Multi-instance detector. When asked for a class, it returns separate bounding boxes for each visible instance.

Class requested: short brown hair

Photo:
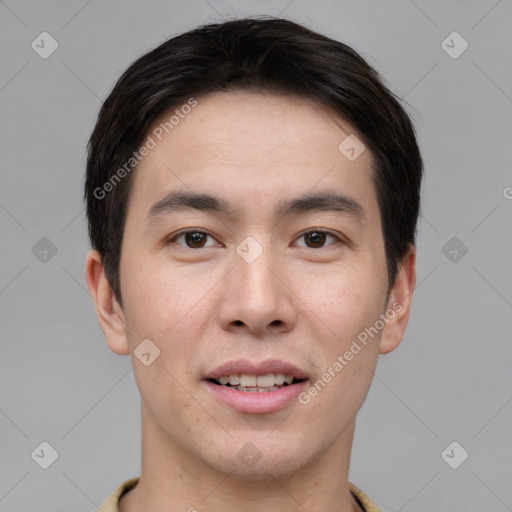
[85,16,423,305]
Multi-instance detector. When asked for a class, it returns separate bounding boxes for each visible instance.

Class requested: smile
[207,373,306,392]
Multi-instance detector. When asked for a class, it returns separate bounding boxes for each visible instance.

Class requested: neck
[119,405,363,512]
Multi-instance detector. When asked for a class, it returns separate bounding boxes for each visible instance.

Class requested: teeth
[240,374,257,387]
[236,385,281,392]
[256,374,274,387]
[216,373,299,388]
[228,374,240,385]
[275,373,286,385]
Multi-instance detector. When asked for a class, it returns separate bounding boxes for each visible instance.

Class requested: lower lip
[203,379,309,414]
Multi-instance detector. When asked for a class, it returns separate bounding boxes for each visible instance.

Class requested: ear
[85,249,130,355]
[379,244,416,355]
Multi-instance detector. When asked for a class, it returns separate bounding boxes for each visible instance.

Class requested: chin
[202,437,312,479]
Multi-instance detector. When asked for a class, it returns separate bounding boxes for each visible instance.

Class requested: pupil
[307,232,326,248]
[186,232,206,248]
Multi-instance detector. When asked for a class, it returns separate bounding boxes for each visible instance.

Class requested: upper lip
[204,359,309,380]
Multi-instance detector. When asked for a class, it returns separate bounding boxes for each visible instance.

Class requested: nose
[218,240,297,337]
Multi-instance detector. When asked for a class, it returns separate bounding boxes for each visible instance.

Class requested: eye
[167,230,219,249]
[294,229,341,249]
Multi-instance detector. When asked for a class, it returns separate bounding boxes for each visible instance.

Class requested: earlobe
[85,249,130,356]
[379,245,416,355]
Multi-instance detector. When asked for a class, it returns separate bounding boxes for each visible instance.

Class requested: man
[85,16,422,512]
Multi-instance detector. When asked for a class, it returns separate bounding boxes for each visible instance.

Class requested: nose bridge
[220,235,295,334]
[234,235,281,306]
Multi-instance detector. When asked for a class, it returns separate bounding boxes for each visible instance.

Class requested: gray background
[1,1,511,511]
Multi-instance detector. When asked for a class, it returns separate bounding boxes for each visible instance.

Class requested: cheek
[294,265,384,407]
[297,264,385,345]
[121,255,206,340]
[120,258,208,425]
[130,351,210,452]
[120,255,215,395]
[297,277,381,432]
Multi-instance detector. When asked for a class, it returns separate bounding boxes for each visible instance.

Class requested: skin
[86,90,416,512]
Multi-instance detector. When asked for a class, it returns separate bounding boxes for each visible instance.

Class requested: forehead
[127,90,378,223]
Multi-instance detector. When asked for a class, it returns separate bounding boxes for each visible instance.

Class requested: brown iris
[304,231,328,248]
[185,232,208,248]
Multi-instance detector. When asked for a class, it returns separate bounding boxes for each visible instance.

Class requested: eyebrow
[146,189,366,224]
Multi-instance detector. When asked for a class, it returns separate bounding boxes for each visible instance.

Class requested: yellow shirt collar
[96,477,382,512]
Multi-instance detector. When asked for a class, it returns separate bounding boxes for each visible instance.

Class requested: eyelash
[167,228,343,249]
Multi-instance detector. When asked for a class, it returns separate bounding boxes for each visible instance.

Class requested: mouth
[203,359,310,413]
[206,373,307,392]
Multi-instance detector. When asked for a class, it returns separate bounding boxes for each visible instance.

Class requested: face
[88,90,415,479]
